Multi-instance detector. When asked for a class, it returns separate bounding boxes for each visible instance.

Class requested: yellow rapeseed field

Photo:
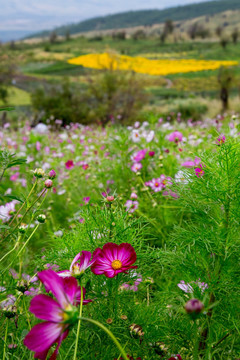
[68,52,238,76]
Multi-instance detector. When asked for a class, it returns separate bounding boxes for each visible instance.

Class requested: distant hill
[27,0,240,39]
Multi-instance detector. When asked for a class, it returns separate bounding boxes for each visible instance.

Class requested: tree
[231,28,238,44]
[218,66,233,112]
[220,36,228,49]
[49,31,57,44]
[163,19,174,35]
[216,26,223,38]
[65,29,71,41]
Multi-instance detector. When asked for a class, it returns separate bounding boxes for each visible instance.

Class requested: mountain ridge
[26,0,240,39]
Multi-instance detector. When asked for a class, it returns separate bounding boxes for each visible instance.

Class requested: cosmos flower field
[0,113,240,359]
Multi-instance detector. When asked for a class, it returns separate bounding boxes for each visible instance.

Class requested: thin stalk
[3,319,8,360]
[23,296,31,330]
[0,237,20,264]
[2,224,40,274]
[79,317,129,360]
[9,179,38,226]
[73,286,84,360]
[0,168,6,183]
[193,321,199,360]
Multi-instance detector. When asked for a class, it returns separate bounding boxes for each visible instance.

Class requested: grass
[0,86,31,107]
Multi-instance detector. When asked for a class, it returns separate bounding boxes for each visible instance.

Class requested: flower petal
[24,322,63,354]
[69,253,81,272]
[62,277,78,304]
[29,294,62,322]
[49,330,69,360]
[38,270,68,308]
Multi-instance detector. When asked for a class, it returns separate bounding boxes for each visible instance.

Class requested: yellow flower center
[72,265,81,275]
[155,182,159,187]
[62,304,73,321]
[111,259,122,270]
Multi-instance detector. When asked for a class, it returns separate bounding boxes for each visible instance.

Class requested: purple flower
[195,165,205,177]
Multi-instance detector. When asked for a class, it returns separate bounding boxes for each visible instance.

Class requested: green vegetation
[28,0,240,38]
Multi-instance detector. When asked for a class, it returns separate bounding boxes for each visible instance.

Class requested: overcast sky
[0,0,211,32]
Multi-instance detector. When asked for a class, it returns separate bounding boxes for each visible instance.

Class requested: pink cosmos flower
[181,157,201,168]
[216,134,226,145]
[36,141,41,152]
[130,192,138,199]
[58,251,99,278]
[24,270,91,359]
[131,163,142,173]
[131,149,147,162]
[168,131,183,143]
[125,200,139,213]
[10,172,19,182]
[178,280,208,294]
[91,242,137,278]
[145,175,172,192]
[65,160,74,169]
[0,201,17,223]
[195,164,205,177]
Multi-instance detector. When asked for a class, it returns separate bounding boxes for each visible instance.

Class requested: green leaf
[6,158,27,169]
[0,106,14,112]
[4,194,24,203]
[0,225,10,230]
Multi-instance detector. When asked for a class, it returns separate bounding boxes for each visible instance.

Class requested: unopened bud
[48,169,56,179]
[168,356,182,360]
[106,195,114,202]
[37,214,46,223]
[3,305,17,318]
[16,280,28,293]
[129,324,144,338]
[185,298,204,318]
[18,223,27,234]
[44,179,53,188]
[34,168,45,178]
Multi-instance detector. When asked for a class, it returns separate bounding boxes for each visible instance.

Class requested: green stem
[193,321,199,360]
[23,297,31,330]
[73,286,84,360]
[79,317,129,360]
[2,224,40,274]
[3,319,8,360]
[8,179,38,226]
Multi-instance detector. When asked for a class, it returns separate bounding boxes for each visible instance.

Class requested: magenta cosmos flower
[91,243,137,278]
[65,160,74,169]
[216,134,226,145]
[58,251,99,278]
[168,131,183,143]
[195,164,205,177]
[24,269,91,359]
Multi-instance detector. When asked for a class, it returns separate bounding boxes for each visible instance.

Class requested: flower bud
[149,341,168,356]
[149,151,155,157]
[44,179,53,188]
[185,298,204,318]
[129,324,144,339]
[106,195,114,202]
[3,305,17,318]
[34,168,45,178]
[48,169,56,179]
[16,280,28,293]
[18,223,27,234]
[37,214,46,223]
[168,356,182,360]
